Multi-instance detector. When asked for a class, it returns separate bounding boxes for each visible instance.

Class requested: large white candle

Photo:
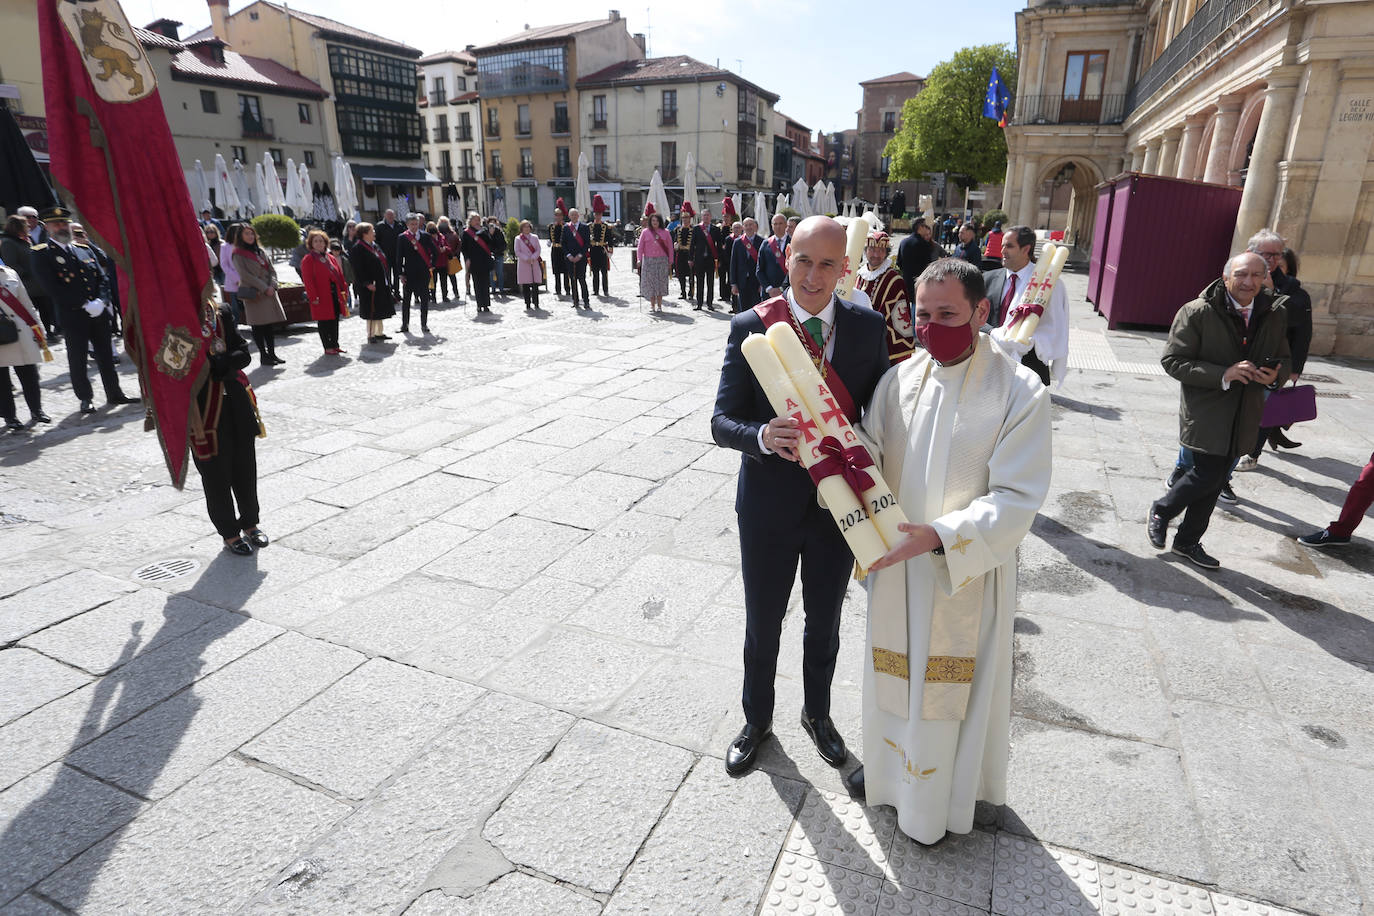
[741,333,888,571]
[1013,244,1070,345]
[764,321,909,549]
[836,217,869,299]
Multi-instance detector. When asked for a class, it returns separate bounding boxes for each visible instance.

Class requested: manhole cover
[132,558,201,583]
[1315,391,1355,399]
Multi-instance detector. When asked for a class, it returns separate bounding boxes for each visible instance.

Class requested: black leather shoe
[224,537,254,556]
[32,411,52,424]
[245,528,269,549]
[800,713,848,767]
[79,399,96,414]
[1147,511,1167,549]
[1172,542,1220,570]
[1269,430,1302,450]
[845,765,865,799]
[5,417,23,432]
[724,724,772,777]
[108,393,140,406]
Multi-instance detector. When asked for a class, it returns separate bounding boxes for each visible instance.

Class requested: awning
[351,164,442,186]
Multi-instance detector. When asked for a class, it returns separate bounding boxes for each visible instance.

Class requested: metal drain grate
[1302,374,1339,384]
[132,558,201,583]
[1314,391,1355,399]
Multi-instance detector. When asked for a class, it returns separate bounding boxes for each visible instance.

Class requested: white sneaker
[1236,456,1260,472]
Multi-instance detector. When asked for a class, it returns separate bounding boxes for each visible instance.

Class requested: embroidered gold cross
[950,534,974,555]
[958,575,976,589]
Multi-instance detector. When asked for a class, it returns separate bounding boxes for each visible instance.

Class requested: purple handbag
[1260,384,1317,427]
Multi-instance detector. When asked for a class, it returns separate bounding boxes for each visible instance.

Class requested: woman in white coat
[0,262,50,430]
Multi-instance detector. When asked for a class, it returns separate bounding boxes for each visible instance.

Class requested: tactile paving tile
[1097,863,1214,915]
[992,834,1101,916]
[761,852,884,915]
[1067,329,1166,376]
[887,828,995,909]
[785,788,898,878]
[1209,893,1304,916]
[879,881,990,916]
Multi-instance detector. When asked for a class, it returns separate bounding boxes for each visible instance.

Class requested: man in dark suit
[373,209,403,296]
[396,214,435,332]
[30,207,138,414]
[711,215,890,777]
[757,213,789,300]
[729,218,765,314]
[690,209,721,311]
[460,212,495,314]
[561,207,591,308]
[896,218,935,304]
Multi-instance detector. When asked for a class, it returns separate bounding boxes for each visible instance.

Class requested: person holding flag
[984,67,1012,128]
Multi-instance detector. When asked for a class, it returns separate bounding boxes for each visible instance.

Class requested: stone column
[1175,115,1206,179]
[1231,67,1302,248]
[1203,94,1245,184]
[1142,136,1162,174]
[1158,126,1183,177]
[1018,157,1041,228]
[1129,145,1146,172]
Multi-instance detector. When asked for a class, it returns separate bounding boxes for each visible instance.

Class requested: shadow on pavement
[1050,394,1122,421]
[0,553,261,910]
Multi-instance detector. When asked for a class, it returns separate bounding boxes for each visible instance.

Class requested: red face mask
[915,318,975,364]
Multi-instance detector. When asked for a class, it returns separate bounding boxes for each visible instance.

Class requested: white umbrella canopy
[261,152,285,213]
[213,154,243,219]
[752,190,768,225]
[792,178,811,218]
[283,158,305,215]
[775,194,789,224]
[298,161,317,218]
[232,159,254,216]
[826,182,839,215]
[332,156,358,221]
[647,169,670,221]
[575,151,591,214]
[254,162,270,215]
[190,159,211,214]
[492,195,507,223]
[731,193,743,225]
[683,151,698,217]
[811,180,827,216]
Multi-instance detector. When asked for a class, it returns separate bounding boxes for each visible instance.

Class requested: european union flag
[984,67,1011,128]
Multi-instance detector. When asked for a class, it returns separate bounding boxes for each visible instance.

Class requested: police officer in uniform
[588,195,615,298]
[548,200,567,297]
[674,201,696,300]
[29,207,138,414]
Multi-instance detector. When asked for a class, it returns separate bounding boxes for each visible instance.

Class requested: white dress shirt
[758,290,839,454]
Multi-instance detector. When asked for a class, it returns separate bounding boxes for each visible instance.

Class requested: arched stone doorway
[1033,156,1104,249]
[1229,89,1266,186]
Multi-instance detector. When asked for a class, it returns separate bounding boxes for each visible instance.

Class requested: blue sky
[131,0,1022,133]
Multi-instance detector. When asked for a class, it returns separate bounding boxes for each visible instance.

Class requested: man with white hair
[1148,251,1290,569]
[17,206,46,245]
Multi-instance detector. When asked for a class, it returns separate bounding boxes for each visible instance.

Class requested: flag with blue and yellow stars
[983,67,1012,128]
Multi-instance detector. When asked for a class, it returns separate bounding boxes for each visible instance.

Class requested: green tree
[885,44,1017,191]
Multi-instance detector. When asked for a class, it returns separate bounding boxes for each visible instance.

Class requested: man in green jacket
[1148,252,1290,569]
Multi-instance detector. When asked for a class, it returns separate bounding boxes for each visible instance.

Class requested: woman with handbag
[636,209,672,313]
[300,229,349,356]
[514,220,542,310]
[0,261,50,431]
[1238,246,1315,470]
[351,223,395,344]
[231,224,288,366]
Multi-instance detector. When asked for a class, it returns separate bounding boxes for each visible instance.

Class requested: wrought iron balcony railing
[1010,94,1126,126]
[1124,0,1265,116]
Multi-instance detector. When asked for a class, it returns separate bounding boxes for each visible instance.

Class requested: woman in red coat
[300,229,350,355]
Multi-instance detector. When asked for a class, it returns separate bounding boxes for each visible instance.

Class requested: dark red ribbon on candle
[807,435,876,501]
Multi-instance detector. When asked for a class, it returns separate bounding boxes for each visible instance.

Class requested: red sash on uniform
[403,230,433,270]
[465,228,492,257]
[752,295,859,423]
[740,236,758,263]
[0,285,40,329]
[705,231,717,261]
[769,236,785,265]
[649,229,672,259]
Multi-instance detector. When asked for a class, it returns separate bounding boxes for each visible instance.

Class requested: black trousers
[521,282,540,307]
[250,324,278,362]
[551,253,565,293]
[675,252,693,297]
[437,267,456,300]
[192,401,260,540]
[567,257,589,304]
[35,295,58,335]
[718,262,730,301]
[590,249,609,295]
[1022,350,1051,386]
[61,306,122,402]
[0,364,42,419]
[1153,450,1231,547]
[738,502,852,727]
[470,264,491,311]
[402,273,431,327]
[694,262,716,306]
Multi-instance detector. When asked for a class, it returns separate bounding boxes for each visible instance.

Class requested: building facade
[472,13,645,223]
[193,0,431,220]
[0,0,47,175]
[576,55,777,220]
[418,50,484,219]
[856,71,929,210]
[1004,0,1374,356]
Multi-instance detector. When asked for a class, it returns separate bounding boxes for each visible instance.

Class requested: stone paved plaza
[1,249,1371,916]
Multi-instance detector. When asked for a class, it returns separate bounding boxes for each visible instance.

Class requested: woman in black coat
[1244,247,1314,463]
[193,302,268,556]
[351,222,395,344]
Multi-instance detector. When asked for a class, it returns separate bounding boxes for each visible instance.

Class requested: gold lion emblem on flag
[58,0,156,103]
[154,325,199,380]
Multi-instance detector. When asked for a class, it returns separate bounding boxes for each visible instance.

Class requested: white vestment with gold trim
[858,335,1052,844]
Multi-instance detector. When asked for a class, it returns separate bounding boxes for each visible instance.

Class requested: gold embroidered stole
[868,337,1014,720]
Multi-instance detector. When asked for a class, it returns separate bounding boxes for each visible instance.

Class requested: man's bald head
[786,216,849,314]
[1224,251,1268,308]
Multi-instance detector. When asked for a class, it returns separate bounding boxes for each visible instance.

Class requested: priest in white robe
[852,257,1052,844]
